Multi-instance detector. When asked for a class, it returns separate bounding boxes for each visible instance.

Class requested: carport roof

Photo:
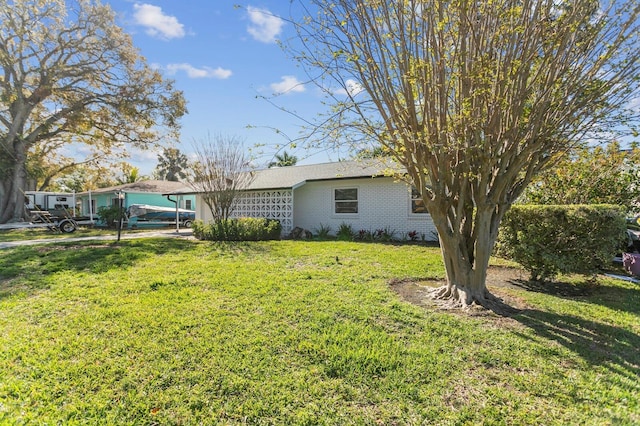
[77,180,188,196]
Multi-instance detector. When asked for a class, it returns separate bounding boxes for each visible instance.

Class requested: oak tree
[153,147,190,181]
[287,0,640,307]
[0,0,186,222]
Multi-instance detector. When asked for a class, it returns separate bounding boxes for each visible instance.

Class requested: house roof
[77,180,188,196]
[166,159,402,194]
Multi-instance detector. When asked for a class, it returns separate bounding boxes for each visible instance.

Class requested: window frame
[410,187,429,215]
[333,187,359,215]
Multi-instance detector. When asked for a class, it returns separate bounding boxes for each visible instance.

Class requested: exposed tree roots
[429,284,518,316]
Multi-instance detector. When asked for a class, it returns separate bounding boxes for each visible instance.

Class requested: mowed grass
[0,239,638,425]
[0,227,150,243]
[0,227,114,243]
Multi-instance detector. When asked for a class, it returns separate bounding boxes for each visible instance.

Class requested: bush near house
[192,218,281,241]
[495,204,627,281]
[96,205,126,228]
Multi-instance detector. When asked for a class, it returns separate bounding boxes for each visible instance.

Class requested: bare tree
[0,0,186,223]
[285,0,640,308]
[188,134,254,222]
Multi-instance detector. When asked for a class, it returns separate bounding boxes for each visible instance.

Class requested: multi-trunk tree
[0,0,186,223]
[286,0,640,307]
[188,134,254,222]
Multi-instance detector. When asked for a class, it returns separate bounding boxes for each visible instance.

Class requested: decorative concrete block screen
[232,190,294,235]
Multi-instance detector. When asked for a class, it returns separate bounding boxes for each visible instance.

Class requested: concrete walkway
[0,229,194,250]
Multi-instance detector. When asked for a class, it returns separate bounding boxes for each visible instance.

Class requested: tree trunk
[429,207,503,308]
[0,146,29,224]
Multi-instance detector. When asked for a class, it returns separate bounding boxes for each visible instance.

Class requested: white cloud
[246,6,284,43]
[133,3,185,40]
[166,63,232,79]
[334,79,365,97]
[270,76,305,95]
[627,95,640,112]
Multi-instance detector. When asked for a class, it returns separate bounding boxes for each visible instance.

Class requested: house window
[411,188,428,214]
[185,199,192,210]
[334,188,358,214]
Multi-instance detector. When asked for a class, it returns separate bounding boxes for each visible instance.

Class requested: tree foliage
[54,163,118,192]
[286,0,640,307]
[153,147,190,181]
[0,0,186,223]
[116,163,146,185]
[268,151,298,168]
[520,141,640,212]
[187,134,254,222]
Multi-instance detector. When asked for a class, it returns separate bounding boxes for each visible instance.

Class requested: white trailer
[24,191,76,215]
[0,191,94,233]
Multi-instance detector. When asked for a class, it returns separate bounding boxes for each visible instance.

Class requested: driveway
[0,229,194,250]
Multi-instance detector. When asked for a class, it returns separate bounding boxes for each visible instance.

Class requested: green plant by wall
[97,205,126,228]
[495,205,627,282]
[192,218,281,241]
[336,223,354,241]
[313,223,332,239]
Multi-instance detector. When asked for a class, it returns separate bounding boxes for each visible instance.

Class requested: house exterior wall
[195,190,294,234]
[193,177,437,241]
[293,177,438,241]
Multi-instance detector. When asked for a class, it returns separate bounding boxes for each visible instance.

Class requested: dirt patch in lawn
[389,265,616,320]
[389,266,535,319]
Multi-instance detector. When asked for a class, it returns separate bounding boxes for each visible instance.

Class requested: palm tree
[117,164,145,184]
[154,147,189,181]
[268,151,298,168]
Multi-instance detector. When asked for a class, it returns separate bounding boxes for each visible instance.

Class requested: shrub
[495,204,627,281]
[192,218,281,241]
[97,205,125,228]
[336,223,354,241]
[313,223,332,239]
[354,228,397,242]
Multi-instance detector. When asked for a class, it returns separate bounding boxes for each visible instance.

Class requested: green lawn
[0,239,638,424]
[0,227,120,242]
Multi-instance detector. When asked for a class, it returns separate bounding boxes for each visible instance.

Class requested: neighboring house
[171,160,438,241]
[76,180,196,218]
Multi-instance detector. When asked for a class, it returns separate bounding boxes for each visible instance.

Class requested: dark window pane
[335,201,358,214]
[335,188,358,201]
[411,187,428,213]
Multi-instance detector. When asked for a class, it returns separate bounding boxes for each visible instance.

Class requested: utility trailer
[0,210,93,233]
[0,191,94,233]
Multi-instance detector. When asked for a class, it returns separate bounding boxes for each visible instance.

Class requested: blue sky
[103,1,336,174]
[98,1,639,175]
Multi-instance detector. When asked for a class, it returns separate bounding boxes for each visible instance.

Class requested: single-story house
[170,160,438,241]
[76,180,196,218]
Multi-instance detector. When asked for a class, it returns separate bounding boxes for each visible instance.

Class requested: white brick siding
[293,177,437,241]
[194,176,438,241]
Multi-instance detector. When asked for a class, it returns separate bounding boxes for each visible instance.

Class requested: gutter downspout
[165,194,180,233]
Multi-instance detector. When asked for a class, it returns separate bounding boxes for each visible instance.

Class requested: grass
[0,227,117,242]
[0,239,638,424]
[0,226,164,243]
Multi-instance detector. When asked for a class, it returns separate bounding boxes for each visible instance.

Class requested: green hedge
[495,205,627,281]
[192,218,281,241]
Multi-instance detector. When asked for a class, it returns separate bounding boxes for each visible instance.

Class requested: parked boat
[126,204,195,229]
